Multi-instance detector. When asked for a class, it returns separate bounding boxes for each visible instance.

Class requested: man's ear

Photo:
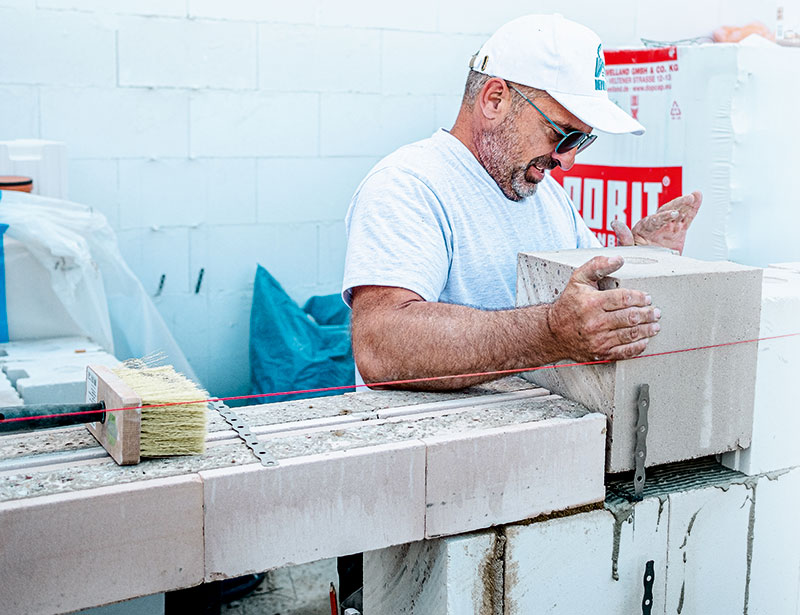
[477,77,512,121]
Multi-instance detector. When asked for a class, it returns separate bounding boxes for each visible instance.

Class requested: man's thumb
[573,255,624,285]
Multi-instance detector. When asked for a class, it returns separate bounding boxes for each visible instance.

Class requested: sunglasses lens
[576,134,596,154]
[556,132,586,154]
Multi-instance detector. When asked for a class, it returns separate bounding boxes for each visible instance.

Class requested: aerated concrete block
[504,500,667,615]
[363,531,501,615]
[5,351,120,405]
[516,246,762,472]
[722,266,800,474]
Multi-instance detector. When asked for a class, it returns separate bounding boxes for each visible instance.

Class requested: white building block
[747,467,800,615]
[318,222,347,291]
[320,94,436,157]
[41,87,189,159]
[381,31,486,96]
[6,350,121,405]
[722,267,800,475]
[0,87,39,141]
[37,0,185,17]
[0,9,115,87]
[118,18,257,89]
[188,0,315,23]
[69,159,120,226]
[316,0,436,31]
[665,483,751,614]
[258,24,380,94]
[202,441,426,578]
[364,531,501,615]
[257,157,376,225]
[117,227,191,293]
[190,91,317,158]
[504,499,667,614]
[0,336,102,361]
[424,414,606,538]
[0,140,67,198]
[517,246,762,472]
[118,158,257,229]
[0,475,204,615]
[0,369,22,406]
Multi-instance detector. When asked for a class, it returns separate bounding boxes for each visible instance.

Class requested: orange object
[713,22,775,43]
[0,176,33,193]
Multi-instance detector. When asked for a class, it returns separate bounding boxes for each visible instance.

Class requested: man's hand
[547,255,661,361]
[611,190,702,254]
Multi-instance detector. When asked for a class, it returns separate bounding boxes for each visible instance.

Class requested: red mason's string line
[1,332,798,425]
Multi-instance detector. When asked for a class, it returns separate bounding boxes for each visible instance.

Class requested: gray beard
[474,117,557,201]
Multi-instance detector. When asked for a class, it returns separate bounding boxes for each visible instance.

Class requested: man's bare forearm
[351,286,562,390]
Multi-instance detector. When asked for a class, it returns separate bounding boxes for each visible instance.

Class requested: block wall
[0,0,782,396]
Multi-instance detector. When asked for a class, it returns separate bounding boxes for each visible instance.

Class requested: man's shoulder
[364,130,466,187]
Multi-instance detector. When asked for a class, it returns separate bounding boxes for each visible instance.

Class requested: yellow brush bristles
[114,364,208,457]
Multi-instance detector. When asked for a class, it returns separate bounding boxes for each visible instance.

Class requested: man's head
[453,14,643,201]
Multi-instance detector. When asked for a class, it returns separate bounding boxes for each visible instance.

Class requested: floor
[224,559,338,615]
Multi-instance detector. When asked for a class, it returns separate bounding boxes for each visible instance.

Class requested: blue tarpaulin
[249,265,354,403]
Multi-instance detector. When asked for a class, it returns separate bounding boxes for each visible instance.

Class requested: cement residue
[477,529,505,615]
[0,439,254,502]
[259,397,587,461]
[0,425,97,459]
[0,395,586,503]
[235,376,539,426]
[605,498,635,581]
[742,483,757,615]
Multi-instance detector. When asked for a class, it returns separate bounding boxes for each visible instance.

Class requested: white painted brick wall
[0,0,779,399]
[118,18,258,89]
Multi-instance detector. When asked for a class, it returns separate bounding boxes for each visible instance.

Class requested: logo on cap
[595,44,606,91]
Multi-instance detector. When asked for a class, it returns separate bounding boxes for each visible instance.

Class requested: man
[342,14,701,391]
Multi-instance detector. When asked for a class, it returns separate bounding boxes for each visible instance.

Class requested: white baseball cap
[470,14,645,135]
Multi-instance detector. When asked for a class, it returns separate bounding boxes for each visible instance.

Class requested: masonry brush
[0,363,208,465]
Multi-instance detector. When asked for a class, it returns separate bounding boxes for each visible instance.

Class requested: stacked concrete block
[365,462,799,614]
[516,246,762,472]
[722,265,800,475]
[0,337,119,405]
[363,531,502,615]
[0,370,22,407]
[504,500,668,614]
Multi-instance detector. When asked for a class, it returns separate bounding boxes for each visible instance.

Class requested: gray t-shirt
[343,129,599,310]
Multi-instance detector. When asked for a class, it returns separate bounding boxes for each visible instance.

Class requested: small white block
[504,499,667,614]
[364,530,500,614]
[0,476,204,615]
[424,414,606,538]
[722,267,800,474]
[665,483,751,614]
[747,467,800,614]
[202,440,425,579]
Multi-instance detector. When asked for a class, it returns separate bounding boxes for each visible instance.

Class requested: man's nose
[552,147,577,171]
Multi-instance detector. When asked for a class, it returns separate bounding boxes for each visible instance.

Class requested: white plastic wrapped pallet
[551,39,800,267]
[0,190,197,383]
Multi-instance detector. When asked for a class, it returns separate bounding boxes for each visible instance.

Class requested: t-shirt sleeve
[342,167,451,307]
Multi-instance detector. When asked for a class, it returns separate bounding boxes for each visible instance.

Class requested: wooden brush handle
[0,402,105,433]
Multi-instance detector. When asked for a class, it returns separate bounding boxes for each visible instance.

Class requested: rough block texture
[201,441,426,578]
[664,483,751,613]
[424,414,606,538]
[517,246,762,472]
[504,500,668,614]
[363,531,501,615]
[747,467,800,615]
[722,266,800,474]
[0,476,204,615]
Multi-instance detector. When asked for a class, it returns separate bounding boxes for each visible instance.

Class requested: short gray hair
[461,70,546,116]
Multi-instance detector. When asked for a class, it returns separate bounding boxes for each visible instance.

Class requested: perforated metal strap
[642,560,655,615]
[634,384,649,500]
[214,403,277,467]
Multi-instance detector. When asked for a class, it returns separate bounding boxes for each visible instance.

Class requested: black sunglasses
[509,85,597,154]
